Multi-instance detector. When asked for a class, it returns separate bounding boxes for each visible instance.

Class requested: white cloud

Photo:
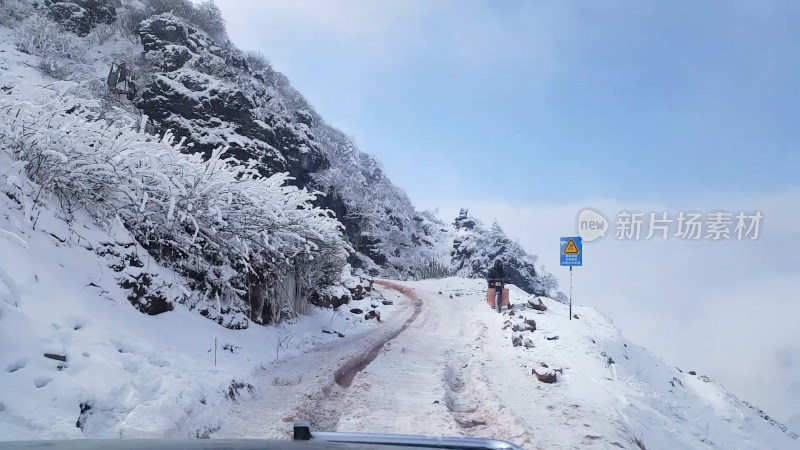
[436,190,800,423]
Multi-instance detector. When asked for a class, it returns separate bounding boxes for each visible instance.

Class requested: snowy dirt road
[214,281,421,439]
[216,280,574,448]
[214,278,798,450]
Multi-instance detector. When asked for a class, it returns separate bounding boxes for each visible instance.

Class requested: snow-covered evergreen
[451,209,560,298]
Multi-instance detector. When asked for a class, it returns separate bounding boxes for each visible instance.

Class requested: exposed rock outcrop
[45,0,116,36]
[137,14,326,186]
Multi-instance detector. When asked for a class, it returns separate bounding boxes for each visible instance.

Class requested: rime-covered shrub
[37,55,73,80]
[115,2,148,43]
[86,21,117,44]
[191,0,226,41]
[147,0,195,18]
[553,291,569,305]
[0,83,350,325]
[0,0,37,27]
[244,50,270,72]
[412,259,454,280]
[13,14,87,61]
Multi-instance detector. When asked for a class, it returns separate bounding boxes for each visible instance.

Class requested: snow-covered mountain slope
[0,1,561,291]
[0,0,564,328]
[0,172,393,439]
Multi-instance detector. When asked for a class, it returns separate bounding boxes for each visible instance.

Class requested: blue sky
[215,0,800,424]
[217,0,800,208]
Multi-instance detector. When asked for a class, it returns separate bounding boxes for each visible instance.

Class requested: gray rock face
[45,0,116,36]
[127,12,453,282]
[137,15,327,186]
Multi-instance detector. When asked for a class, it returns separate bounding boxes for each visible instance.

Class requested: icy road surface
[215,278,797,450]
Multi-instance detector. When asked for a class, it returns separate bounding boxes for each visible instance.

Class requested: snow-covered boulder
[309,271,373,309]
[118,273,174,315]
[45,0,116,36]
[531,368,557,383]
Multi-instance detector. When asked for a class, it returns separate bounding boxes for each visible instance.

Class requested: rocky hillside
[0,0,561,330]
[128,6,451,281]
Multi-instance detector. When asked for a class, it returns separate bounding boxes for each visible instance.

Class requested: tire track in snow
[294,281,423,431]
[333,281,422,388]
[443,319,536,447]
[217,283,418,438]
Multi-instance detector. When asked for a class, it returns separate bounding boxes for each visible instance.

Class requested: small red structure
[486,286,510,308]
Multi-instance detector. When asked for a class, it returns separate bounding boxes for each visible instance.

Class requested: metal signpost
[560,237,582,320]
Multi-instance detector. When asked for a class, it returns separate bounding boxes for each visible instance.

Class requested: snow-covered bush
[115,2,148,44]
[0,0,37,27]
[12,13,88,80]
[147,0,195,18]
[86,21,117,45]
[13,14,87,61]
[244,50,270,72]
[535,270,560,298]
[412,259,454,280]
[0,83,350,326]
[36,55,73,80]
[191,0,226,41]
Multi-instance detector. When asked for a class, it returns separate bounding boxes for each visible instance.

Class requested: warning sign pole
[560,236,581,322]
[569,266,572,320]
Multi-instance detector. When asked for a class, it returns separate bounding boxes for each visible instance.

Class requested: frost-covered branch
[0,83,350,324]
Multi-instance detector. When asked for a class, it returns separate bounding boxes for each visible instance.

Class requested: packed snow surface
[214,279,798,449]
